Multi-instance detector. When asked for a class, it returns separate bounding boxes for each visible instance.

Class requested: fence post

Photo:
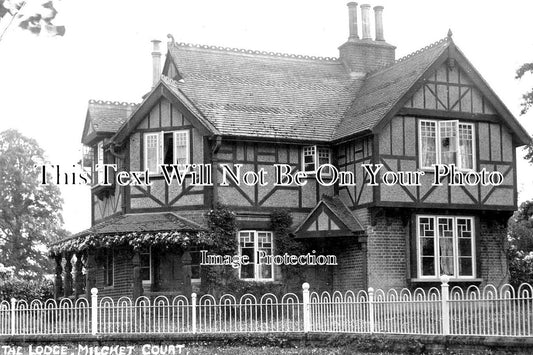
[10,298,15,335]
[440,275,450,336]
[91,288,98,335]
[302,283,310,332]
[368,287,375,333]
[191,293,197,334]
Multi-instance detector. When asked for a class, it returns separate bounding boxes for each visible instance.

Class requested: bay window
[144,130,190,173]
[302,146,331,175]
[238,230,274,281]
[419,120,475,170]
[416,215,475,279]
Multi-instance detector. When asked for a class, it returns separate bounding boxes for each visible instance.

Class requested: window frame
[416,215,476,280]
[301,145,332,176]
[418,119,476,171]
[143,129,190,174]
[104,249,114,287]
[94,140,105,185]
[238,230,275,282]
[140,248,152,286]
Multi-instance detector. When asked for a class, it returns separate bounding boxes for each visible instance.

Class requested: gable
[111,78,219,145]
[305,208,342,232]
[374,42,529,146]
[405,62,495,115]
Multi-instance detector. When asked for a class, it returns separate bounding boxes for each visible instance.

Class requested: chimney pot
[347,2,359,40]
[360,4,372,40]
[151,39,162,88]
[374,6,385,41]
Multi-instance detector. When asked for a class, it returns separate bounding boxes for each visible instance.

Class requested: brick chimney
[339,3,395,75]
[151,40,162,88]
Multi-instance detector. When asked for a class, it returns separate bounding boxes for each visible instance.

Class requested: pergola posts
[63,253,73,298]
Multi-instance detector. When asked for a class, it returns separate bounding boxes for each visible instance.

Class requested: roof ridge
[367,36,450,76]
[170,41,340,62]
[89,99,139,106]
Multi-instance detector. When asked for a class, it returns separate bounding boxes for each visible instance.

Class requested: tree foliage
[516,62,533,163]
[0,129,64,278]
[507,200,533,288]
[0,0,65,39]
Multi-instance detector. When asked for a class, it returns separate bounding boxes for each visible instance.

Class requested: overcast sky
[0,0,532,234]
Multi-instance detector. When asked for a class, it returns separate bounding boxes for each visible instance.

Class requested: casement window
[143,130,190,173]
[302,146,332,175]
[189,247,201,282]
[419,120,475,170]
[416,215,475,279]
[140,248,152,285]
[94,141,105,185]
[104,249,114,287]
[238,230,274,281]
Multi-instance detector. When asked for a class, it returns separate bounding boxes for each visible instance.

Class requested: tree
[507,200,533,288]
[0,0,65,41]
[0,129,65,278]
[516,63,533,163]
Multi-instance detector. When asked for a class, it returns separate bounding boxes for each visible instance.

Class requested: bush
[507,201,533,288]
[0,269,54,301]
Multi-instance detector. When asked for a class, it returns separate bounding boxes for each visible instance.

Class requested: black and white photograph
[0,1,532,354]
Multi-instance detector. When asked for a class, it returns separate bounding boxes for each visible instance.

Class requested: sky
[0,0,532,234]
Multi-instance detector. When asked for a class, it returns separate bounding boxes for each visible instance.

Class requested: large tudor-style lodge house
[50,3,530,300]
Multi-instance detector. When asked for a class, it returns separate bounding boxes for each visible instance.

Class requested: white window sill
[411,278,482,283]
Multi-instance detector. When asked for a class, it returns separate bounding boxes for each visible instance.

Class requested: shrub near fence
[0,276,531,337]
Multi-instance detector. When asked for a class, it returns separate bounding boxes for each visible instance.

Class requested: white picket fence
[0,276,532,337]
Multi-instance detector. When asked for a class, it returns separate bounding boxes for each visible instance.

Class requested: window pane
[458,239,472,256]
[438,217,454,275]
[163,133,174,165]
[189,249,201,279]
[145,134,159,172]
[422,257,435,276]
[420,121,437,167]
[239,232,255,279]
[140,268,150,281]
[303,146,316,172]
[257,232,273,280]
[459,258,473,276]
[458,124,473,169]
[439,121,457,165]
[418,217,436,276]
[421,238,434,256]
[440,257,454,275]
[317,148,331,174]
[457,218,474,276]
[175,131,188,165]
[104,250,113,286]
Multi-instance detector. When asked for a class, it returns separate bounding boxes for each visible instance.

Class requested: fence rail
[0,277,532,337]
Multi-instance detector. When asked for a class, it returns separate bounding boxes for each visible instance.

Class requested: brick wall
[96,247,133,299]
[478,218,508,286]
[332,241,365,291]
[365,212,408,290]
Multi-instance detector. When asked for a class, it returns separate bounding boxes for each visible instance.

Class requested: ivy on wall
[48,230,209,257]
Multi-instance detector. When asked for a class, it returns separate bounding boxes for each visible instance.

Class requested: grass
[181,347,399,355]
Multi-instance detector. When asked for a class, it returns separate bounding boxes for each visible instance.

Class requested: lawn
[181,347,402,355]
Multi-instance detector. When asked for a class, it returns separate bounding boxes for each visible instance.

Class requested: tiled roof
[333,38,450,140]
[87,100,138,133]
[69,212,204,239]
[167,43,362,141]
[320,195,364,233]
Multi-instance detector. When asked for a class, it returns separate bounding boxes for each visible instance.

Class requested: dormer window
[144,130,190,173]
[302,146,331,176]
[419,120,475,170]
